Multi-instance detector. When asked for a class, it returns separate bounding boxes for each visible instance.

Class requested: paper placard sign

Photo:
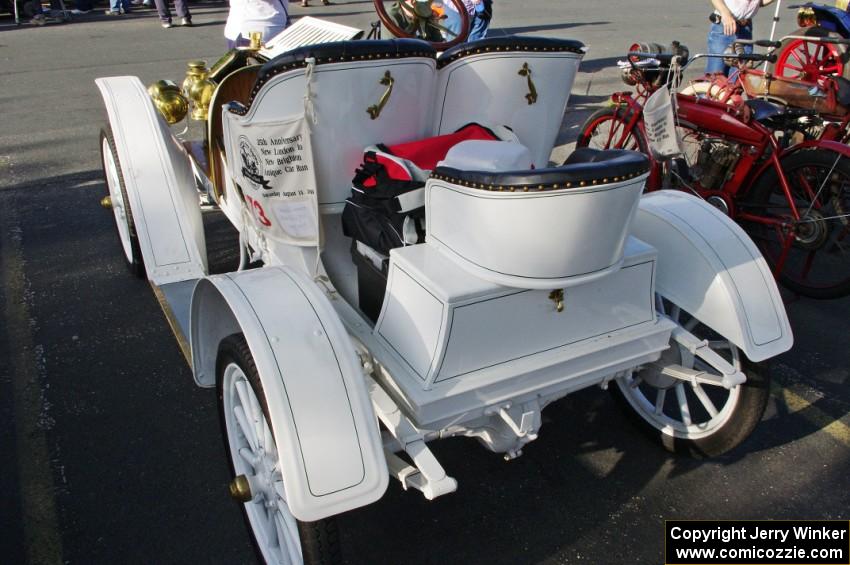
[643,87,683,160]
[224,112,319,246]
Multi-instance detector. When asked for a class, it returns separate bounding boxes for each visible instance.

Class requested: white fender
[96,76,207,284]
[631,190,793,362]
[190,266,388,521]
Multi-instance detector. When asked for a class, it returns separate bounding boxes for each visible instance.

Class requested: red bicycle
[578,45,850,299]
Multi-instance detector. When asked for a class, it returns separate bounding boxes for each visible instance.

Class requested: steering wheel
[373,0,470,51]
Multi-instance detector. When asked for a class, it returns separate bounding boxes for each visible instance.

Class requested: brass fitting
[147,80,189,125]
[228,475,253,503]
[797,7,817,28]
[248,31,263,51]
[100,196,112,209]
[182,60,216,121]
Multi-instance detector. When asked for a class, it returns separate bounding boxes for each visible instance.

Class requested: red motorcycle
[578,45,850,299]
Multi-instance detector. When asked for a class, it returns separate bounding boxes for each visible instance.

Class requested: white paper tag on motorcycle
[224,112,319,246]
[643,87,682,159]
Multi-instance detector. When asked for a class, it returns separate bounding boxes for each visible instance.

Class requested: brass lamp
[147,80,189,125]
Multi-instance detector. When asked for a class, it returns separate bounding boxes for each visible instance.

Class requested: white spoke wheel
[216,334,341,565]
[100,127,144,278]
[613,299,770,458]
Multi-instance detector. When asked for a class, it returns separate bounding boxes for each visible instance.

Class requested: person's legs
[153,0,172,22]
[706,21,734,74]
[727,22,753,79]
[173,0,190,20]
[467,0,491,40]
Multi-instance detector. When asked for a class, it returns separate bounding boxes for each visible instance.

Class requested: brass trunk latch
[367,70,395,120]
[518,62,538,105]
[549,289,565,313]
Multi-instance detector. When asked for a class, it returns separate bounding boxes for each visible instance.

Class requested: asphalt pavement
[0,1,848,564]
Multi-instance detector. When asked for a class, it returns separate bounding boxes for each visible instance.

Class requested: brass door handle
[367,71,395,120]
[518,62,538,105]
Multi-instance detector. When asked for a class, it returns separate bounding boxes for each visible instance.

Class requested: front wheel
[613,298,769,458]
[100,127,145,278]
[576,106,648,153]
[746,149,850,299]
[217,334,342,565]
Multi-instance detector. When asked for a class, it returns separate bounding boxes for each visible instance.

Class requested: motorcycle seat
[745,98,817,125]
[745,98,786,122]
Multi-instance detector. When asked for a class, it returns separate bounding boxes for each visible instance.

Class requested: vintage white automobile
[96,20,793,565]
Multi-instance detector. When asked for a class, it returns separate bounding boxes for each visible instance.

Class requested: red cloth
[383,123,499,171]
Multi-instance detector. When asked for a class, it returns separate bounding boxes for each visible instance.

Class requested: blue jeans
[706,21,752,75]
[109,0,130,11]
[443,0,492,42]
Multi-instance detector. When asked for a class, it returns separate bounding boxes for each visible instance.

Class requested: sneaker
[70,8,90,13]
[130,0,142,4]
[30,13,46,24]
[179,17,191,26]
[142,1,153,6]
[301,0,308,6]
[104,9,122,15]
[161,20,172,27]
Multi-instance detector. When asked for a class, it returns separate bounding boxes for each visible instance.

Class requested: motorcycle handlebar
[780,35,850,45]
[736,53,777,63]
[733,39,783,48]
[627,51,775,67]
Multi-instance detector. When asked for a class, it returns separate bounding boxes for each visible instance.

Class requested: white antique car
[96,25,793,565]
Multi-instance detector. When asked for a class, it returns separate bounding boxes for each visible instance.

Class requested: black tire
[100,126,145,278]
[611,300,770,458]
[216,334,342,565]
[774,26,850,81]
[576,106,648,154]
[747,149,850,299]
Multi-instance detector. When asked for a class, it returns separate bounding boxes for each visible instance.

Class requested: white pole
[769,0,783,42]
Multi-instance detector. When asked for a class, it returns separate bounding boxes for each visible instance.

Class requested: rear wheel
[747,149,850,299]
[100,127,145,278]
[576,106,648,153]
[217,334,341,565]
[613,298,769,458]
[774,26,850,81]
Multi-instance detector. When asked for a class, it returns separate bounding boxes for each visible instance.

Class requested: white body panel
[96,76,207,284]
[374,239,661,393]
[631,190,793,361]
[189,267,387,521]
[240,58,436,207]
[434,51,584,167]
[425,174,646,288]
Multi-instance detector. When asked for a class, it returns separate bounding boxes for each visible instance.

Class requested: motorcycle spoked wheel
[746,149,850,299]
[575,106,648,153]
[612,297,770,458]
[774,26,850,82]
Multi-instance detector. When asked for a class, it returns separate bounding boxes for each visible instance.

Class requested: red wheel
[747,149,850,299]
[576,107,648,153]
[774,27,849,81]
[373,0,469,51]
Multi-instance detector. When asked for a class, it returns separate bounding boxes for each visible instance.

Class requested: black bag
[342,150,425,255]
